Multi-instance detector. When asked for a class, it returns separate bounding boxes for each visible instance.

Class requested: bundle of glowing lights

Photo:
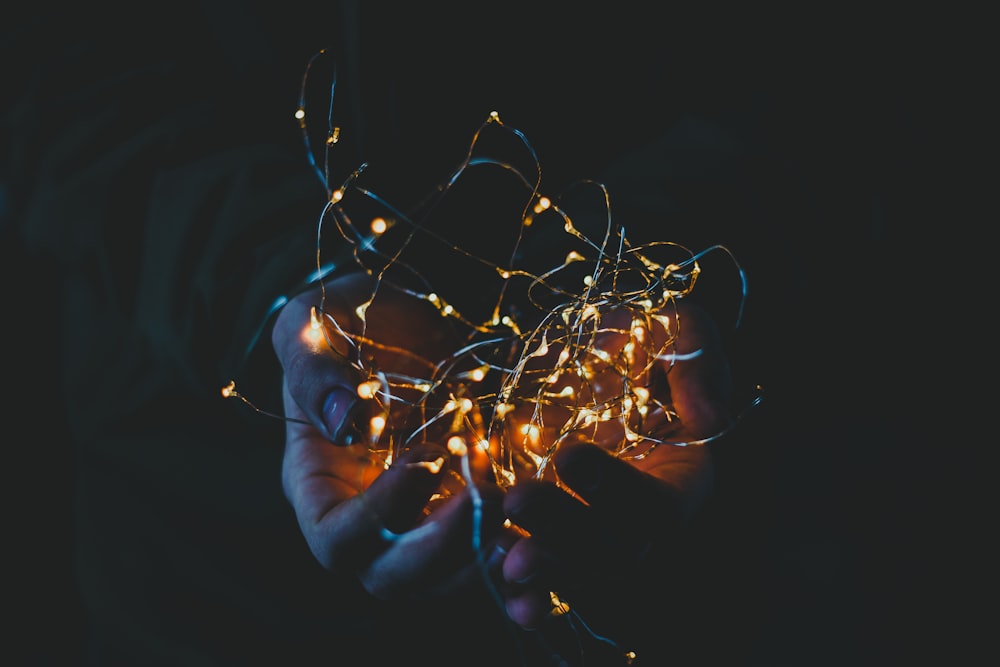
[224,50,754,493]
[218,49,763,665]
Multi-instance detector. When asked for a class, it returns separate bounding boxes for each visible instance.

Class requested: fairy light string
[224,49,762,666]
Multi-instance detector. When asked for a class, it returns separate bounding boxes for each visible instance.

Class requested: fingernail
[322,387,358,442]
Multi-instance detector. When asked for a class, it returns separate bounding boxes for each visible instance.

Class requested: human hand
[271,271,513,600]
[497,299,734,629]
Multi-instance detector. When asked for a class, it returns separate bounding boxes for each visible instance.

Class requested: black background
[5,2,983,665]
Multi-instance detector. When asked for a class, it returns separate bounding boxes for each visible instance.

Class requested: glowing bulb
[331,189,344,203]
[370,217,388,234]
[326,127,340,145]
[302,307,325,347]
[631,319,646,342]
[221,381,235,398]
[578,409,597,428]
[501,315,521,335]
[357,379,381,400]
[591,348,611,363]
[355,300,370,321]
[633,386,650,406]
[294,108,305,120]
[408,456,445,474]
[447,436,468,457]
[519,424,540,445]
[549,591,571,616]
[459,365,488,382]
[533,196,551,214]
[528,338,549,358]
[369,414,386,439]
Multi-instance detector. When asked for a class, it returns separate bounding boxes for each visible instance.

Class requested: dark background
[4,2,982,665]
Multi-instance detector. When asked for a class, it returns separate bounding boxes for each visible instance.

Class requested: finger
[426,529,516,597]
[554,437,713,532]
[284,431,449,573]
[502,479,591,557]
[273,286,367,443]
[553,441,680,526]
[504,586,556,630]
[360,481,507,599]
[658,300,734,439]
[501,532,559,590]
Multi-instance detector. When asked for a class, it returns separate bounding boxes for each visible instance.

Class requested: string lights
[223,49,761,665]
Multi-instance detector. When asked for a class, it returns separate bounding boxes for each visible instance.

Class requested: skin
[273,272,516,600]
[272,270,733,627]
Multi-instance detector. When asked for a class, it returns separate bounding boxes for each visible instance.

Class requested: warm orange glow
[357,379,381,400]
[549,591,571,616]
[300,307,326,349]
[458,364,489,382]
[633,386,650,406]
[447,436,468,457]
[355,300,370,320]
[407,456,445,474]
[631,318,646,342]
[369,414,386,440]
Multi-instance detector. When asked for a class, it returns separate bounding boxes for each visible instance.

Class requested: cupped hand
[498,298,734,628]
[272,271,514,600]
